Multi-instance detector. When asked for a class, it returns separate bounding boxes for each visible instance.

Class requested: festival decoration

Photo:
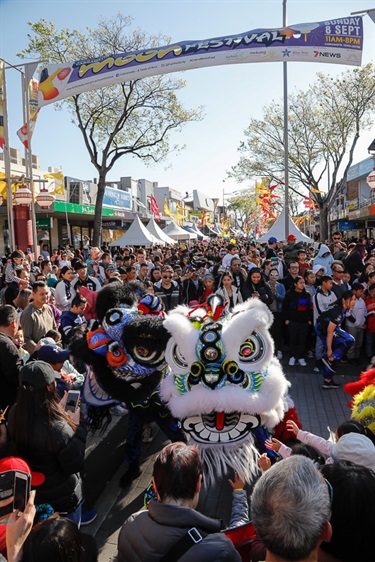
[150,194,161,222]
[160,297,289,482]
[37,17,363,107]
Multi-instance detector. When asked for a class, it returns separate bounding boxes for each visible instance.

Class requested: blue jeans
[315,325,354,380]
[65,504,82,528]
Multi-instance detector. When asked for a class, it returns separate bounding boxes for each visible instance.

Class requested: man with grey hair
[251,456,332,562]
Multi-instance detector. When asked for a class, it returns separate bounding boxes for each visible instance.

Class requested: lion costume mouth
[182,412,260,444]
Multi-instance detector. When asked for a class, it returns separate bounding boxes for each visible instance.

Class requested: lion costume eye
[132,346,158,363]
[171,343,188,370]
[238,332,265,364]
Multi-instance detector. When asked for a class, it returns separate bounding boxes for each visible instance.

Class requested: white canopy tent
[163,221,197,241]
[185,223,210,241]
[109,215,164,247]
[257,207,313,244]
[146,218,177,245]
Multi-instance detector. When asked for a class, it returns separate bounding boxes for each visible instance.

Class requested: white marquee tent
[163,221,197,241]
[109,215,164,247]
[146,218,177,245]
[257,207,313,244]
[184,223,210,241]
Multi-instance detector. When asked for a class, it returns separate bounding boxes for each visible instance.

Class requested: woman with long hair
[55,266,75,311]
[150,267,162,284]
[215,272,243,311]
[242,268,273,307]
[282,276,313,367]
[8,361,86,526]
[344,243,366,283]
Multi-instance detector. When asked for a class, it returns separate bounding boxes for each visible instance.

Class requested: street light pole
[0,61,16,251]
[21,70,38,256]
[283,0,289,240]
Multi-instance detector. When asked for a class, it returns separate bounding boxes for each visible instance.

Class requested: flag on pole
[199,210,207,228]
[164,198,177,221]
[16,78,40,148]
[150,194,161,222]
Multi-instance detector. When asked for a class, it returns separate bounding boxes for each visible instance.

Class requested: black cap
[20,361,60,390]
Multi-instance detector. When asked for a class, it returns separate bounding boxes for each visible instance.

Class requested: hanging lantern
[36,187,55,209]
[13,184,33,206]
[367,168,375,190]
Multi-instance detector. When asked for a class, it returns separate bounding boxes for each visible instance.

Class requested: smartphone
[13,471,30,512]
[0,470,30,517]
[26,248,31,254]
[0,471,15,518]
[65,390,80,413]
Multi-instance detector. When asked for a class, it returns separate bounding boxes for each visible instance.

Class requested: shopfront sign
[102,220,123,230]
[103,186,132,210]
[53,201,116,217]
[338,220,355,231]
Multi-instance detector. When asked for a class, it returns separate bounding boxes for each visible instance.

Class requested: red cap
[0,456,45,486]
[287,234,296,240]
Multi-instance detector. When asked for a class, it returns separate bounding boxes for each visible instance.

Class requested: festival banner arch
[37,16,363,107]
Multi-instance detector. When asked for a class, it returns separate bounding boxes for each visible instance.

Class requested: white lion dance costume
[160,296,290,483]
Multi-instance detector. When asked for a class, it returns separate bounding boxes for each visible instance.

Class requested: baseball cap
[0,456,45,486]
[106,264,118,274]
[20,360,61,390]
[287,234,296,241]
[37,345,70,364]
[161,265,173,273]
[268,236,277,244]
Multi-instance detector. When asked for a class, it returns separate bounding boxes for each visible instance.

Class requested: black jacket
[0,332,23,412]
[242,280,273,306]
[8,407,86,513]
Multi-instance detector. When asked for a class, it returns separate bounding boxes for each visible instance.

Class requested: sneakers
[110,404,128,416]
[119,463,141,488]
[313,366,320,373]
[277,350,283,360]
[80,509,97,526]
[298,358,307,366]
[288,357,296,366]
[307,350,314,358]
[322,356,336,374]
[142,423,154,444]
[322,379,341,390]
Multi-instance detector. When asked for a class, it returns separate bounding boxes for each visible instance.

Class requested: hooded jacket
[313,244,334,275]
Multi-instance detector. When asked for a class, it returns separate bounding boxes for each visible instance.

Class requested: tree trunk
[319,203,329,243]
[93,173,106,247]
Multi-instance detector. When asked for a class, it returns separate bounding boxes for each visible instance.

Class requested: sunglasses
[162,275,172,279]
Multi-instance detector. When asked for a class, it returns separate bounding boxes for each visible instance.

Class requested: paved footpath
[84,357,362,561]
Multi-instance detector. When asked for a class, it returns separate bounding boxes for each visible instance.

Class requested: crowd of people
[0,231,375,560]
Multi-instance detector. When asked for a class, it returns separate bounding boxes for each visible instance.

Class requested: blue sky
[1,0,374,200]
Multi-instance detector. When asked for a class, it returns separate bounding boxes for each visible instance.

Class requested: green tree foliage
[19,15,203,246]
[228,64,375,241]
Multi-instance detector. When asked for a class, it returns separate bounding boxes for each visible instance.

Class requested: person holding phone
[8,361,86,527]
